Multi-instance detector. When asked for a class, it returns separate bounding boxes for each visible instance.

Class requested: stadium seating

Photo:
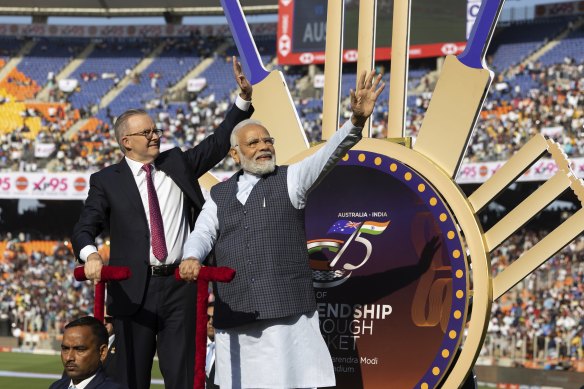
[539,28,584,65]
[488,17,572,72]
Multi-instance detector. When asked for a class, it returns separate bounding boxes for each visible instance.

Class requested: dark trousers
[112,275,197,389]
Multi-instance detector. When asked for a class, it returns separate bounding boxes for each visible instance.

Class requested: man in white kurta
[180,70,384,388]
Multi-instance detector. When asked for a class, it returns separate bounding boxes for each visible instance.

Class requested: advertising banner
[0,173,90,200]
[33,143,56,158]
[278,0,467,65]
[455,157,584,184]
[187,77,207,92]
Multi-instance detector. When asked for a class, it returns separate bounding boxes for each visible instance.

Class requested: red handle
[73,266,131,322]
[73,266,131,282]
[175,266,236,389]
[174,266,235,283]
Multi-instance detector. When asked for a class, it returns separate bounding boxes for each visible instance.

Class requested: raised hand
[233,55,252,101]
[350,69,385,127]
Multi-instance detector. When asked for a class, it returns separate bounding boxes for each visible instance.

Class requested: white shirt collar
[125,156,154,177]
[240,171,261,184]
[69,372,97,389]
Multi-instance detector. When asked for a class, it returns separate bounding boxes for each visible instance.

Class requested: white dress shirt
[68,372,97,389]
[206,338,216,377]
[79,96,251,265]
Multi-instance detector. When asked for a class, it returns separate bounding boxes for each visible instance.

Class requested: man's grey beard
[240,152,276,176]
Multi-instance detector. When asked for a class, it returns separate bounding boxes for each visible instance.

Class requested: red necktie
[142,164,167,262]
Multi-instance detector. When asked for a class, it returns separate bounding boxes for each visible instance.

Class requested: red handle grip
[175,266,236,389]
[73,266,131,323]
[73,266,131,282]
[173,266,235,283]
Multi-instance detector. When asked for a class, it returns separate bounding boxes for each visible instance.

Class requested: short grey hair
[230,119,267,148]
[113,109,149,153]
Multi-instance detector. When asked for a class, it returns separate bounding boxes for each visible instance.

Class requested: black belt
[149,264,179,277]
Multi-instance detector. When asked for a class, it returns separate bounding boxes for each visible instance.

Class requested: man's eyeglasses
[234,137,275,149]
[125,128,163,140]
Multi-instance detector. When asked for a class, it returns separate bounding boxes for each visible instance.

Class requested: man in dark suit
[205,301,218,389]
[101,316,118,378]
[72,57,253,389]
[50,316,127,389]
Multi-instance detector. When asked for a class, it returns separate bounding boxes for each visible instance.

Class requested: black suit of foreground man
[72,57,253,389]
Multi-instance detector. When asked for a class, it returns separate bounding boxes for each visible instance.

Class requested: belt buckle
[151,265,164,276]
[150,264,175,277]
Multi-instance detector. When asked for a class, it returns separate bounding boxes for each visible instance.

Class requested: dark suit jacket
[102,335,118,379]
[72,104,252,316]
[205,362,219,389]
[50,368,128,389]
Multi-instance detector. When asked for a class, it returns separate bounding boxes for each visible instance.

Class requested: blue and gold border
[339,150,469,388]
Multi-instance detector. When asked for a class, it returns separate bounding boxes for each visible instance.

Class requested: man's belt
[149,263,179,277]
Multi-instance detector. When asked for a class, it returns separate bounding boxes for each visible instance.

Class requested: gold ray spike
[468,134,549,212]
[492,173,584,299]
[493,206,584,299]
[477,136,575,251]
[387,0,411,139]
[547,138,571,173]
[321,0,345,141]
[356,0,377,137]
[413,55,492,178]
[484,172,572,251]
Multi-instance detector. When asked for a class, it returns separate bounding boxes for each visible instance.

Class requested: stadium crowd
[484,229,584,369]
[2,227,584,367]
[466,59,584,162]
[2,58,582,173]
[0,236,95,347]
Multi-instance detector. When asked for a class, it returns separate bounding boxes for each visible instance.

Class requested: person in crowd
[205,300,218,389]
[50,316,127,389]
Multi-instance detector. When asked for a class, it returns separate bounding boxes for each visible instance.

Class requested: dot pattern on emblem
[336,150,468,389]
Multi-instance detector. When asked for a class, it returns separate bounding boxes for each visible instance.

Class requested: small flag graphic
[359,220,390,235]
[327,220,361,235]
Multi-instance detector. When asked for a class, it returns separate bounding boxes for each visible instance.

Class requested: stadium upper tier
[0,16,582,174]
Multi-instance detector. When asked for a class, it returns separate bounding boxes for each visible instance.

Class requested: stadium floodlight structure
[0,0,277,17]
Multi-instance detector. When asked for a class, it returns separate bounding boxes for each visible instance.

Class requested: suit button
[243,210,247,215]
[251,278,255,283]
[244,226,249,230]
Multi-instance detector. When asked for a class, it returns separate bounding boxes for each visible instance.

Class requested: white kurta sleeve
[287,119,362,209]
[182,197,219,261]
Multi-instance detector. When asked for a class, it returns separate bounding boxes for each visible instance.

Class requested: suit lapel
[115,159,148,229]
[84,369,107,389]
[155,152,203,210]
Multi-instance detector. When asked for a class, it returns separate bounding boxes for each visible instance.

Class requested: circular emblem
[441,43,458,55]
[305,150,469,388]
[279,34,291,57]
[344,50,358,62]
[15,176,28,191]
[299,52,315,64]
[74,177,87,192]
